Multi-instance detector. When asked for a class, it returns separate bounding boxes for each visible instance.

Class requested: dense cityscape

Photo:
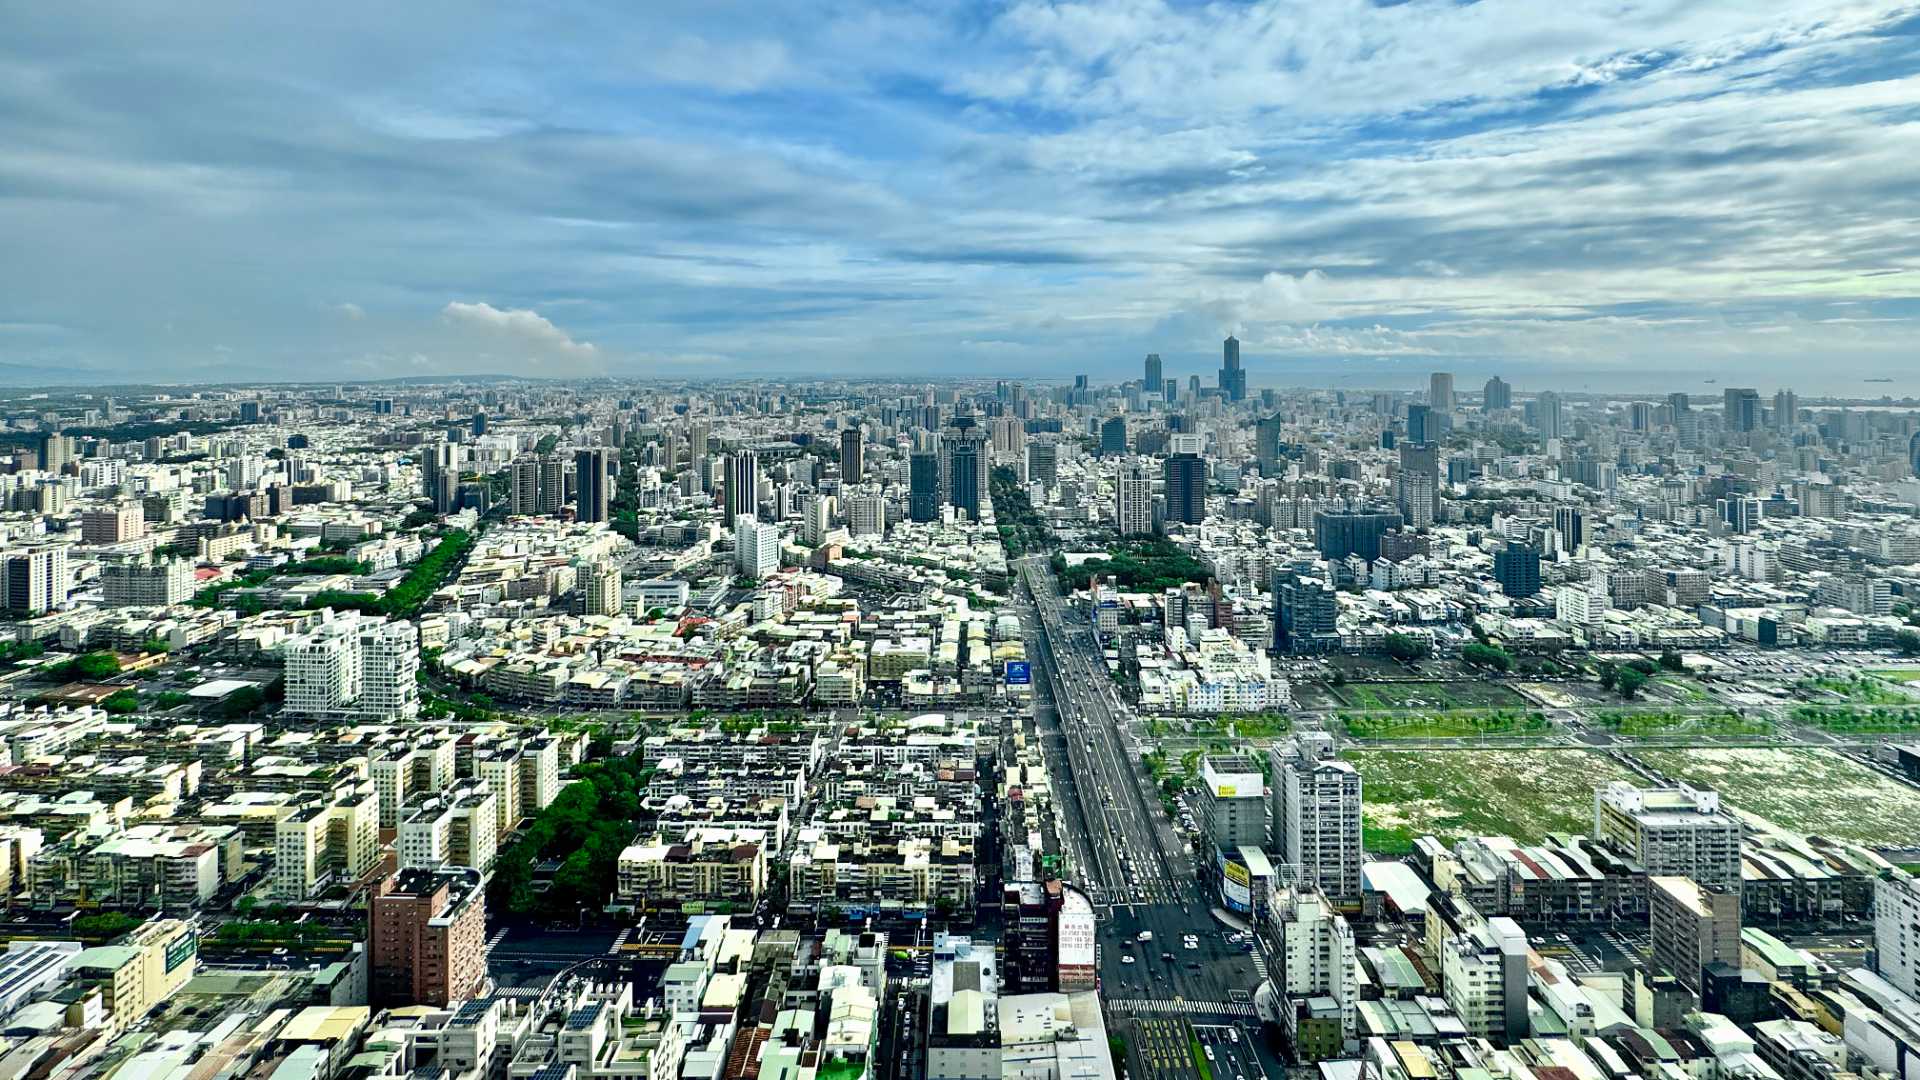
[0,360,1914,1080]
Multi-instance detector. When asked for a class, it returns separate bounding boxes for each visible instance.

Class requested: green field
[1347,749,1642,855]
[1593,710,1773,737]
[1335,680,1528,711]
[1342,710,1548,740]
[1635,747,1920,847]
[1801,675,1917,706]
[1870,669,1920,684]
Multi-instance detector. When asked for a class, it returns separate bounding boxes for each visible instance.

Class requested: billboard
[1005,661,1031,685]
[1220,854,1253,914]
[164,931,198,973]
[1057,887,1097,992]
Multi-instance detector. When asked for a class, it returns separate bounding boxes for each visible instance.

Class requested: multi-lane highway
[1012,556,1267,1017]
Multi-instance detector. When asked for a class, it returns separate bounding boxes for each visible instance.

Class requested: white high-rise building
[734,514,780,579]
[1429,371,1456,413]
[1874,870,1920,998]
[284,614,419,722]
[578,560,621,616]
[2,548,68,614]
[100,557,195,607]
[1594,781,1744,889]
[273,788,379,900]
[1115,460,1154,537]
[801,494,835,546]
[1271,733,1364,902]
[1271,887,1357,1040]
[846,490,887,537]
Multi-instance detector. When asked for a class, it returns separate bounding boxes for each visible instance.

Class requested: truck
[1136,931,1153,943]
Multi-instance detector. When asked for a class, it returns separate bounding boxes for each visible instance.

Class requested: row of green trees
[488,752,655,920]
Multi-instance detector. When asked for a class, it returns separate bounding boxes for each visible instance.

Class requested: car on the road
[1120,955,1136,964]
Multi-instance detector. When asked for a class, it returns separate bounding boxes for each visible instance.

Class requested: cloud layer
[0,0,1916,389]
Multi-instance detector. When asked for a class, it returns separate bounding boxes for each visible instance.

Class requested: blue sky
[1,1,1917,391]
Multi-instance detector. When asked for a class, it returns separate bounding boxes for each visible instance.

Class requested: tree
[1617,666,1648,699]
[1382,633,1429,662]
[1897,629,1920,658]
[1597,662,1618,690]
[102,690,140,714]
[1659,649,1686,672]
[220,685,267,718]
[74,651,121,679]
[1626,658,1658,676]
[1461,643,1513,673]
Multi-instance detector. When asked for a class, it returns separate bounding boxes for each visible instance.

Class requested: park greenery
[1051,538,1211,592]
[1382,633,1431,662]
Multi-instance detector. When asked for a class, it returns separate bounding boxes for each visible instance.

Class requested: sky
[2,1,1918,393]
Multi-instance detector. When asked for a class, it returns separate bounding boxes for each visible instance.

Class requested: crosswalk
[1250,949,1270,983]
[610,927,634,952]
[1106,998,1258,1018]
[481,928,509,958]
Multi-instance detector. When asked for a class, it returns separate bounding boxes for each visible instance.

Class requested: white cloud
[440,300,599,359]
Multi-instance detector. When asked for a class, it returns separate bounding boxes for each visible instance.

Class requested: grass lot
[1801,675,1917,706]
[1334,680,1528,711]
[1342,710,1548,740]
[1346,749,1642,855]
[1593,710,1774,737]
[1870,669,1920,684]
[1635,747,1920,847]
[1647,677,1713,704]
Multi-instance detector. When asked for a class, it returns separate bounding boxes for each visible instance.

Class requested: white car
[1121,955,1136,964]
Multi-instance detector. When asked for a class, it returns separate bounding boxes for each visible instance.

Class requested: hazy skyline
[2,1,1917,387]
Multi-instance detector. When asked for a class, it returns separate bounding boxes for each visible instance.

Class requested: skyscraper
[1255,414,1286,477]
[1270,733,1364,902]
[724,450,760,522]
[1219,335,1246,401]
[1143,353,1163,393]
[509,454,541,516]
[942,417,987,521]
[1911,432,1920,478]
[370,867,486,1008]
[573,447,610,523]
[1163,451,1207,526]
[1406,403,1433,444]
[1553,506,1585,554]
[1313,510,1403,561]
[909,450,940,522]
[1273,572,1340,654]
[1428,372,1455,413]
[1025,439,1058,486]
[1099,415,1128,455]
[1536,391,1564,438]
[1395,442,1439,528]
[1492,545,1542,598]
[1115,461,1154,537]
[734,514,780,578]
[1772,389,1797,432]
[1482,376,1511,412]
[1724,387,1761,432]
[536,454,566,515]
[839,426,863,482]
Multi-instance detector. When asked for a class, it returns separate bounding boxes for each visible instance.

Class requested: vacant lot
[1347,749,1641,855]
[1635,747,1920,847]
[1334,680,1528,711]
